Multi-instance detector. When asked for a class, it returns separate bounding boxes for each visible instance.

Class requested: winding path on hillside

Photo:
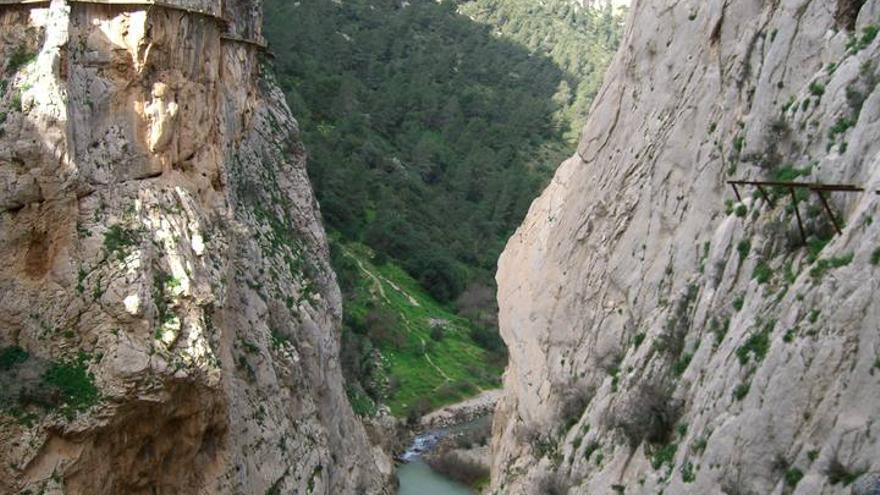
[344,248,452,383]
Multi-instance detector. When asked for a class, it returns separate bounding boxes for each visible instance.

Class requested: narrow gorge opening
[262,0,626,491]
[3,0,880,494]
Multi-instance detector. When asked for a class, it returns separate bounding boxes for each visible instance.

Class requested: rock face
[0,1,391,493]
[492,0,880,493]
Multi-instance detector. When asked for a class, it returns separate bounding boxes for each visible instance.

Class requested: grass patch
[6,46,36,75]
[338,241,503,416]
[737,240,751,261]
[633,333,645,348]
[806,236,831,263]
[828,117,855,141]
[0,346,29,370]
[847,24,878,52]
[43,353,100,418]
[732,135,745,154]
[103,225,140,261]
[733,382,750,401]
[736,321,773,365]
[672,353,693,376]
[753,261,772,284]
[346,385,378,417]
[651,442,678,470]
[809,253,853,282]
[770,164,811,191]
[681,461,696,483]
[785,467,804,487]
[732,294,745,312]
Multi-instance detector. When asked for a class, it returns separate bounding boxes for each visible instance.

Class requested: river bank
[396,390,500,494]
[418,389,501,430]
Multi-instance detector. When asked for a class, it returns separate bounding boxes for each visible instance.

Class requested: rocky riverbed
[419,389,502,430]
[396,391,500,494]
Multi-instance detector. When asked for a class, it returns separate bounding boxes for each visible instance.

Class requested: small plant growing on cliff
[614,383,681,449]
[785,467,804,487]
[809,253,853,282]
[632,333,645,348]
[11,92,22,113]
[732,294,745,312]
[736,321,773,365]
[872,248,880,265]
[6,46,36,75]
[537,473,571,495]
[732,135,745,154]
[672,353,693,376]
[103,225,140,261]
[828,117,855,141]
[753,261,772,284]
[846,24,879,52]
[43,353,100,418]
[0,345,29,370]
[651,442,678,470]
[733,382,750,401]
[711,317,730,348]
[826,453,865,486]
[583,440,600,461]
[681,461,696,483]
[734,204,748,218]
[809,81,825,97]
[737,240,751,261]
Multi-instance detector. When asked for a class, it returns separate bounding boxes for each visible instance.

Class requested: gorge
[1,0,879,494]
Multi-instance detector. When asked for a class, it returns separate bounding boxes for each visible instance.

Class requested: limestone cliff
[0,1,391,493]
[493,0,880,493]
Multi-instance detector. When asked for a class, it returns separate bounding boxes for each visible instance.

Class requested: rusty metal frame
[727,179,879,244]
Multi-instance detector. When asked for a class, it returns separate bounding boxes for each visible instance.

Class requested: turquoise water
[396,457,474,495]
[396,418,491,494]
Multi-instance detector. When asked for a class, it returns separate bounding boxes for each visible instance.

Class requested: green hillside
[332,239,504,418]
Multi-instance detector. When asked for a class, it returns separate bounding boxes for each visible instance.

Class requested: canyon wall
[493,0,880,493]
[0,1,391,493]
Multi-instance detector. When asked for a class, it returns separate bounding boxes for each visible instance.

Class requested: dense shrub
[556,381,595,430]
[613,383,682,448]
[425,450,489,488]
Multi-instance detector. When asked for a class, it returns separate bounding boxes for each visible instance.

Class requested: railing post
[731,183,742,202]
[815,190,843,235]
[755,184,774,208]
[789,187,807,245]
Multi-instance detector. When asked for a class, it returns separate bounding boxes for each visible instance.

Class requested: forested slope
[264,0,624,416]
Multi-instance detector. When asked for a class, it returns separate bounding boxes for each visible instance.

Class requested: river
[396,417,491,495]
[397,457,474,495]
